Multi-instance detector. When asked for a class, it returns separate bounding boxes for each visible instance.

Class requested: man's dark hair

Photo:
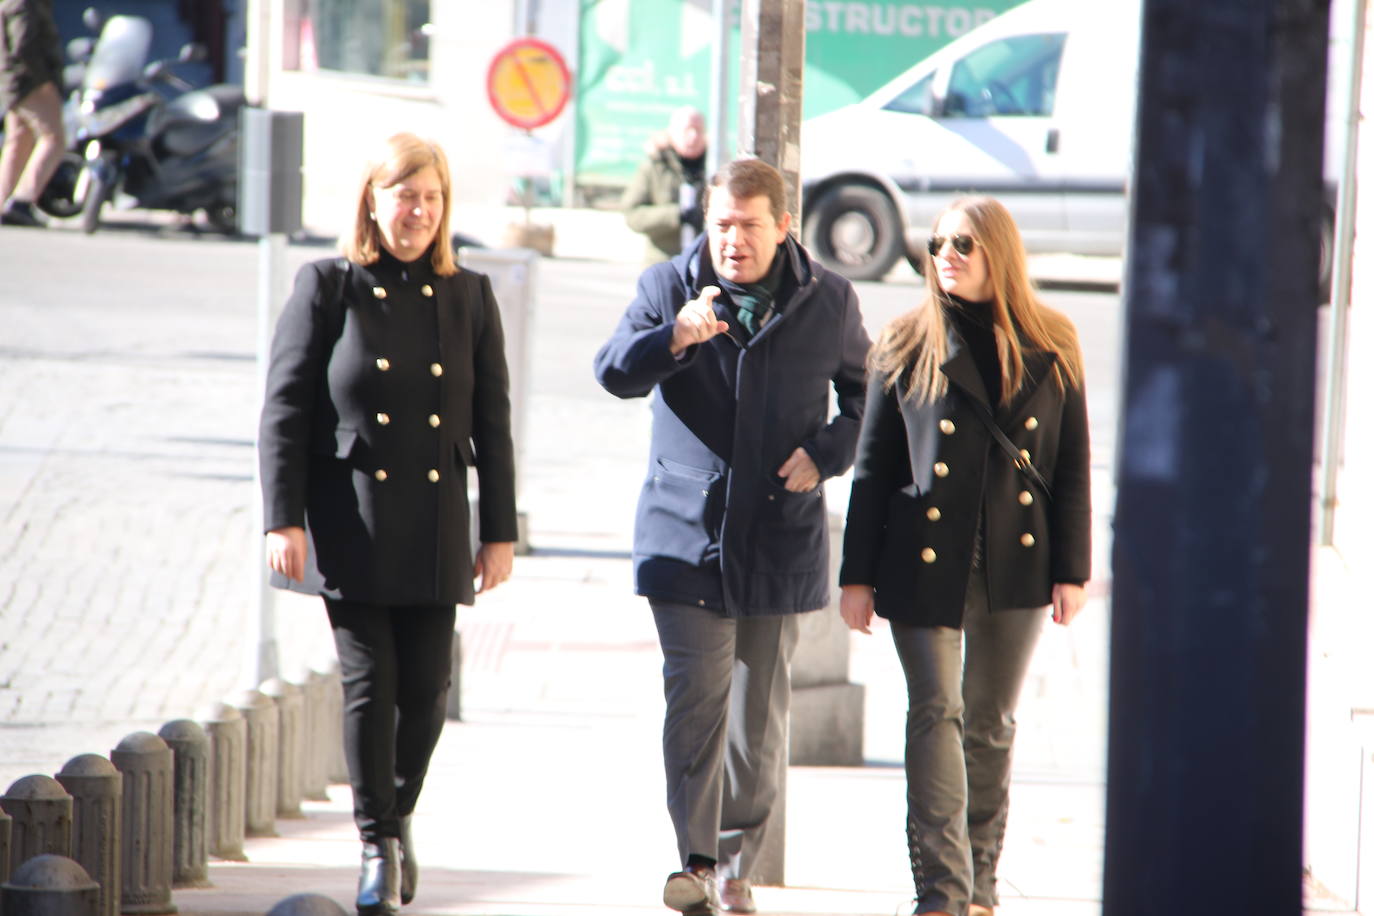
[706,158,787,222]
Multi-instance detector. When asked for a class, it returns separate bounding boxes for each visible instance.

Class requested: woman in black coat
[258,132,517,916]
[839,196,1091,916]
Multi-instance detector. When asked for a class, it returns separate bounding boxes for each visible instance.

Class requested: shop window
[285,0,431,82]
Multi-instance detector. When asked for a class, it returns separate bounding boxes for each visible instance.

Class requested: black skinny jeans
[325,598,456,843]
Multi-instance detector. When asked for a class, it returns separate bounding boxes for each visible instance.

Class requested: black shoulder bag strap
[966,396,1054,505]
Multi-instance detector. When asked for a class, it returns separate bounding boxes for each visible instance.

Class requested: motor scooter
[41,14,243,234]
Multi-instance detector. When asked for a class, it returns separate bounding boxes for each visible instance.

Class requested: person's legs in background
[0,81,64,226]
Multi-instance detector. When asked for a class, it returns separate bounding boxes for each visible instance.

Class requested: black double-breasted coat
[839,321,1091,627]
[258,252,518,607]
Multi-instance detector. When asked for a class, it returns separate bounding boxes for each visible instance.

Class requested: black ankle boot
[356,838,401,916]
[398,816,417,904]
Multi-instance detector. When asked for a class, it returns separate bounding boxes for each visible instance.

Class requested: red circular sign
[486,38,572,130]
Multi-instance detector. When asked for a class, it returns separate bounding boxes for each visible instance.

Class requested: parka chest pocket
[637,456,723,565]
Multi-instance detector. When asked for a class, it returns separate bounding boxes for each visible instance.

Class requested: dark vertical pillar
[1105,1,1328,913]
[737,0,805,227]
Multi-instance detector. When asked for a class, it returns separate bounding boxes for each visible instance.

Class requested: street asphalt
[2,210,1123,915]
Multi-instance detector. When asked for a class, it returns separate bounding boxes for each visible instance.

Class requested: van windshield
[943,33,1067,118]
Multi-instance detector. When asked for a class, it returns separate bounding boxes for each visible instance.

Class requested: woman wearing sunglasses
[838,196,1092,916]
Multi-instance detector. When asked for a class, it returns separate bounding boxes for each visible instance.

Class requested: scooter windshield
[83,16,153,92]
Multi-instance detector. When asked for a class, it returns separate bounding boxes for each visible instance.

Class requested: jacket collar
[939,322,1059,421]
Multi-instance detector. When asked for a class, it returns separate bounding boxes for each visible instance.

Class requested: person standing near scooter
[0,0,65,227]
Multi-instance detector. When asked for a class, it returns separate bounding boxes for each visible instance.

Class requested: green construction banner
[574,0,1020,189]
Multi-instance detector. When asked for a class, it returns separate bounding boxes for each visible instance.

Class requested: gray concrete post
[1,776,73,874]
[155,722,210,889]
[258,680,304,819]
[198,703,246,862]
[54,755,122,916]
[230,689,279,838]
[265,892,349,916]
[315,661,348,786]
[0,806,10,888]
[109,733,176,915]
[298,669,330,802]
[788,512,865,767]
[0,855,99,916]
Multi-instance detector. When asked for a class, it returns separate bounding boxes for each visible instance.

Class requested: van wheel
[804,184,904,282]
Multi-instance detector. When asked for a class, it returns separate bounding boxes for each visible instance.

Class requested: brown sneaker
[663,864,720,914]
[719,877,757,913]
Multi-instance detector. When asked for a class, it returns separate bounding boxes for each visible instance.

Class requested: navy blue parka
[594,235,871,617]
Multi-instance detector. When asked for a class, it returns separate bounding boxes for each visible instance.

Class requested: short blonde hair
[341,132,457,276]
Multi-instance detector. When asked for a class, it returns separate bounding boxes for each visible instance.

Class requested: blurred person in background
[0,0,65,227]
[258,132,517,916]
[623,105,708,264]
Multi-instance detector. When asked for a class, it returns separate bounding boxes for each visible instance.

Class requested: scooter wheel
[79,155,116,235]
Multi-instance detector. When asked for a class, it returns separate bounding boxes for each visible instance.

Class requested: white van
[800,0,1345,284]
[800,0,1142,281]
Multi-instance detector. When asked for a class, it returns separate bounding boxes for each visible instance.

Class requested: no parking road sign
[487,38,572,130]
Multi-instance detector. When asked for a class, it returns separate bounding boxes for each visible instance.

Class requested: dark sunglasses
[927,234,979,257]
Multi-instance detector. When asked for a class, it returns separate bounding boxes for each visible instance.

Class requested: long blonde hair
[872,196,1083,403]
[341,132,458,277]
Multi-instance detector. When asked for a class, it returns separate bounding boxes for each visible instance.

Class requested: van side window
[881,73,936,116]
[943,33,1068,118]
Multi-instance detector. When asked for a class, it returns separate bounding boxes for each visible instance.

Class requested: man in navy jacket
[595,158,870,915]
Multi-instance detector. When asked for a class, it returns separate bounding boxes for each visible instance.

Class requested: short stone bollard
[110,733,176,915]
[230,689,278,838]
[156,721,210,889]
[0,854,99,916]
[298,668,330,802]
[264,892,350,916]
[317,660,348,786]
[258,680,304,819]
[1,776,73,874]
[198,702,246,861]
[0,806,12,887]
[55,755,123,916]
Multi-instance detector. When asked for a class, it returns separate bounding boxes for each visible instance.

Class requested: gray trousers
[650,600,801,881]
[890,572,1045,914]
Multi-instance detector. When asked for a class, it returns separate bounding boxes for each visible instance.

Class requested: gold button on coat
[430,363,443,377]
[427,469,440,482]
[1024,416,1039,430]
[926,507,941,522]
[933,462,949,478]
[1020,533,1035,547]
[421,284,434,297]
[374,469,388,482]
[428,414,440,428]
[939,419,956,435]
[372,287,387,299]
[1019,449,1031,462]
[921,548,937,563]
[1019,490,1034,506]
[376,412,390,426]
[376,358,391,371]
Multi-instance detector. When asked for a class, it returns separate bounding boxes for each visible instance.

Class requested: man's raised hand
[670,286,729,355]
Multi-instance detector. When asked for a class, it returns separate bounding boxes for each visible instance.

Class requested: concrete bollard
[265,892,350,916]
[198,703,246,861]
[298,668,330,802]
[258,680,304,819]
[55,755,122,916]
[0,806,11,888]
[1,776,73,874]
[316,660,348,786]
[0,854,99,916]
[155,722,210,889]
[109,733,176,915]
[230,689,278,838]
